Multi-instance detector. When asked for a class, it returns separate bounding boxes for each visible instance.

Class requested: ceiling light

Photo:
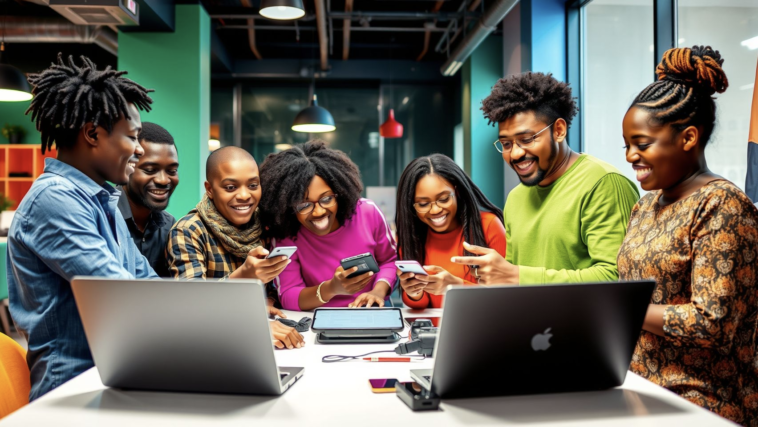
[741,36,758,50]
[380,109,403,139]
[260,0,305,20]
[275,143,293,151]
[292,94,336,133]
[402,96,409,105]
[0,47,32,102]
[208,139,220,151]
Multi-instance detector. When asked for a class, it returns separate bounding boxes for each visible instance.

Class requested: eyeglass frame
[294,193,338,215]
[493,121,556,154]
[412,192,456,213]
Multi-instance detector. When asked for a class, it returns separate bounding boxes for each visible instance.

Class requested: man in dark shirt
[117,122,179,277]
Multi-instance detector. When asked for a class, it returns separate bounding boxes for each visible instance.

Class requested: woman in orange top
[396,154,506,308]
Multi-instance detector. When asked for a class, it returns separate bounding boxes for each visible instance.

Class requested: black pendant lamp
[259,0,305,20]
[0,18,32,102]
[292,94,336,133]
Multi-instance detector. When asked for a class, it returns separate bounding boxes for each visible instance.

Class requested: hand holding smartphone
[340,253,380,279]
[395,260,428,276]
[267,246,297,259]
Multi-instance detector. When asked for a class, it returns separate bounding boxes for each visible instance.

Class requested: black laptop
[411,281,655,399]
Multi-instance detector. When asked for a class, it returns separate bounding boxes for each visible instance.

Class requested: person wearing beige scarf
[167,147,304,349]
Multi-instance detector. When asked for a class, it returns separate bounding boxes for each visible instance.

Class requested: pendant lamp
[292,94,336,133]
[260,0,305,20]
[0,41,31,102]
[379,109,403,138]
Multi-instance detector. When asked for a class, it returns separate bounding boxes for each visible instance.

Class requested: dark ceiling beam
[208,11,479,21]
[211,29,233,72]
[342,0,353,60]
[315,0,329,71]
[221,59,451,81]
[120,0,175,32]
[218,25,448,32]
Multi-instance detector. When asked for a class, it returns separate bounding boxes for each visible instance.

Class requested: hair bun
[655,46,728,95]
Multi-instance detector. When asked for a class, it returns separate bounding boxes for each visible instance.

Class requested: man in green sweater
[452,72,639,285]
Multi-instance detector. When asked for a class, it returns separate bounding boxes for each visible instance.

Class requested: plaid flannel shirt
[166,210,278,302]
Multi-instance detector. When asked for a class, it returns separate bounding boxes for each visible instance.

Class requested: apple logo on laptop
[531,328,552,351]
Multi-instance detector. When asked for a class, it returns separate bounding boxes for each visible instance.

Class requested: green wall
[118,4,210,219]
[0,100,40,146]
[462,36,505,208]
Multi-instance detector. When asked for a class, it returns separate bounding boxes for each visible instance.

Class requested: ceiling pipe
[1,17,118,56]
[314,0,329,70]
[440,0,518,76]
[342,0,353,60]
[417,0,444,61]
[239,0,263,60]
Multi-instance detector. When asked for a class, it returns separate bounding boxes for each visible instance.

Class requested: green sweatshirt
[504,154,639,285]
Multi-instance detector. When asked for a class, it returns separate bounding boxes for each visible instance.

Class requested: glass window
[678,0,758,190]
[582,0,654,190]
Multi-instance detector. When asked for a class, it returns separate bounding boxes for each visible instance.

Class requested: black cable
[322,350,426,363]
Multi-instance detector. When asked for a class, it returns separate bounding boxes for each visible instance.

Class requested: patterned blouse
[617,180,758,426]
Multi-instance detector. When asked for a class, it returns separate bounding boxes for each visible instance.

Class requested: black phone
[340,252,380,279]
[396,381,440,411]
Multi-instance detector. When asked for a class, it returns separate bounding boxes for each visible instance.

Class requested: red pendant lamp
[380,108,403,138]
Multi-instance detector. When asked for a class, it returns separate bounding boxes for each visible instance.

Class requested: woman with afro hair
[618,45,758,426]
[259,140,397,311]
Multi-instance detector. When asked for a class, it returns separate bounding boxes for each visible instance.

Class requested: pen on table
[362,357,413,362]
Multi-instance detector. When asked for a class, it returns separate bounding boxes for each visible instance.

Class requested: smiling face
[204,157,261,227]
[623,106,697,192]
[296,175,340,236]
[91,103,143,185]
[414,174,459,233]
[497,111,559,187]
[126,141,179,211]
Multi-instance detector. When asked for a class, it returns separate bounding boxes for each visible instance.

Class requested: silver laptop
[71,277,303,395]
[411,281,655,399]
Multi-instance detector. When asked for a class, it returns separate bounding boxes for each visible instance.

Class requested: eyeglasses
[295,194,338,215]
[493,121,556,154]
[413,193,455,213]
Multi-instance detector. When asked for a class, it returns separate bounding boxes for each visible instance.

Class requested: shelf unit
[0,144,57,210]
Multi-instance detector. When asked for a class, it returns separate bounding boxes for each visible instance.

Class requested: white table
[0,309,735,426]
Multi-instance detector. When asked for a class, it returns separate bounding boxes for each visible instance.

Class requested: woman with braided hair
[618,45,758,425]
[7,54,158,400]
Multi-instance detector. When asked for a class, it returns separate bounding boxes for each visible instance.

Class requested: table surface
[0,308,735,427]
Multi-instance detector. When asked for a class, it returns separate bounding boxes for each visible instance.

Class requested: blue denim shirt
[7,158,157,401]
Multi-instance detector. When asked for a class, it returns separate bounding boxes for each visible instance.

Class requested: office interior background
[0,0,755,222]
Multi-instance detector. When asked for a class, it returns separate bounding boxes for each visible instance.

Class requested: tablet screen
[312,308,404,330]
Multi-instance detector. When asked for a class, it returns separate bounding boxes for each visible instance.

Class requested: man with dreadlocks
[452,72,639,285]
[7,54,156,400]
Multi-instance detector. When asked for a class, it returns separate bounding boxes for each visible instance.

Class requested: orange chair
[0,333,30,419]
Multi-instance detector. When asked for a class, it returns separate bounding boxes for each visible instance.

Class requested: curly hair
[25,53,154,154]
[395,154,503,275]
[481,72,577,128]
[259,140,364,240]
[630,45,728,146]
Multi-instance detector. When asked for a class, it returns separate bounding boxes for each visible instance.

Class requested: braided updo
[631,45,729,146]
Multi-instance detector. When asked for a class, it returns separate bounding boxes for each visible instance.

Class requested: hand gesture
[348,290,386,308]
[420,265,463,295]
[451,242,519,285]
[243,246,290,283]
[269,320,304,349]
[329,266,374,296]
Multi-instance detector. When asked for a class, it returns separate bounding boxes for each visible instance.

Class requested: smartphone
[395,260,428,276]
[395,381,440,411]
[267,246,297,259]
[369,378,398,393]
[340,252,380,278]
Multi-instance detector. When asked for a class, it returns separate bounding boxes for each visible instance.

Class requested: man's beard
[512,134,557,187]
[127,184,170,211]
